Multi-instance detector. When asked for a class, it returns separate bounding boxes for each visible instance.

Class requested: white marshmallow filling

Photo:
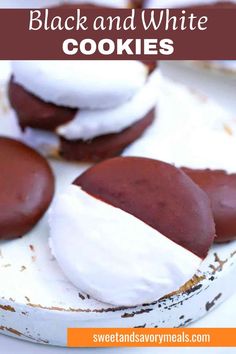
[56,69,159,141]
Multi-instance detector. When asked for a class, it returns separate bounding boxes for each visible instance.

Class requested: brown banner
[0,8,235,60]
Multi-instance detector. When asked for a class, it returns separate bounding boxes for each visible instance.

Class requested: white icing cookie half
[12,61,149,110]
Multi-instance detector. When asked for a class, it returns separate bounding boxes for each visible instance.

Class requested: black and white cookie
[49,157,215,306]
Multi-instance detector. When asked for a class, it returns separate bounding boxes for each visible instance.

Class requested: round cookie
[49,157,215,306]
[0,137,54,240]
[182,168,236,243]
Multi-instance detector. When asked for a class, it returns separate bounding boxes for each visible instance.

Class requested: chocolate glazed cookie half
[0,137,54,240]
[75,157,216,258]
[182,168,236,243]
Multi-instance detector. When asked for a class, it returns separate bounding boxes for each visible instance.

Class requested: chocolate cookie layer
[9,79,76,131]
[59,109,155,162]
[0,137,54,240]
[74,157,215,258]
[182,168,236,243]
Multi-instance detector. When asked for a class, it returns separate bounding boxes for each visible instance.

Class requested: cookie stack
[9,60,159,162]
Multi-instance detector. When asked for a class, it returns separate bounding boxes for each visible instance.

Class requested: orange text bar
[67,328,236,347]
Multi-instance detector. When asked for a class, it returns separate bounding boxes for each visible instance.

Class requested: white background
[1,61,236,353]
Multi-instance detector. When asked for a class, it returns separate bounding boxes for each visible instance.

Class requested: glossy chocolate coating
[74,157,215,258]
[60,109,155,162]
[182,168,236,243]
[0,137,54,240]
[9,79,76,131]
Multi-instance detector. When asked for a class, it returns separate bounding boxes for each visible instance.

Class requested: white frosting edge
[56,69,159,140]
[12,61,148,110]
[49,185,201,306]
